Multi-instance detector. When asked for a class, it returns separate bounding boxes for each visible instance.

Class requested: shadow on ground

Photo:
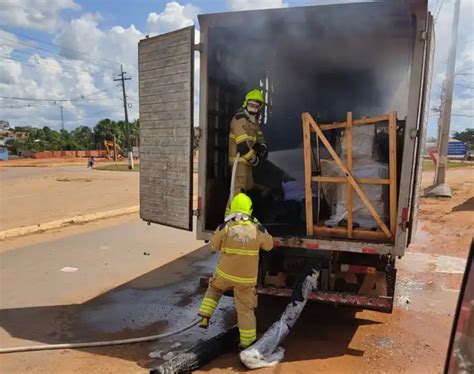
[451,196,474,212]
[1,246,381,371]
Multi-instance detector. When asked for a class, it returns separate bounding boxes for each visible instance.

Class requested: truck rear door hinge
[410,129,419,139]
[421,31,427,40]
[194,43,203,53]
[193,209,200,217]
[401,220,411,231]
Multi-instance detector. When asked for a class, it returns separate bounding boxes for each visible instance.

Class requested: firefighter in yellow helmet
[198,193,273,349]
[228,89,268,196]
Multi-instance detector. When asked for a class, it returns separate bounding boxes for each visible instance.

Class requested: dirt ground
[413,167,474,257]
[0,165,139,230]
[0,167,472,373]
[0,157,122,168]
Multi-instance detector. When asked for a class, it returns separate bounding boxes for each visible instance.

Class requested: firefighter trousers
[234,163,254,196]
[198,274,257,348]
[226,163,254,216]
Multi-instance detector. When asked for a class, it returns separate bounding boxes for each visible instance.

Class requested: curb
[0,206,139,241]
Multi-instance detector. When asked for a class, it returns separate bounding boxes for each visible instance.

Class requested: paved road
[0,216,466,373]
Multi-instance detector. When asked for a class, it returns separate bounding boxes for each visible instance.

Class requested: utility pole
[60,105,64,131]
[114,64,134,170]
[426,0,461,198]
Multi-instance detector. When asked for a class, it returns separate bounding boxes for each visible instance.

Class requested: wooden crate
[302,112,397,242]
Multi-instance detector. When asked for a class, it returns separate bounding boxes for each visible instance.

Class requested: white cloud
[0,0,80,32]
[0,29,24,56]
[0,59,22,85]
[227,0,288,11]
[1,1,204,131]
[147,2,199,34]
[0,12,144,130]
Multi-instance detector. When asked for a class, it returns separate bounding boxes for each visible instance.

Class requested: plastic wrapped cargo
[341,125,376,159]
[239,269,319,369]
[321,158,388,228]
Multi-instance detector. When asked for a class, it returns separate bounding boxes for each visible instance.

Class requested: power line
[9,49,108,73]
[0,93,132,109]
[0,54,95,74]
[71,107,123,122]
[0,88,121,103]
[0,56,112,78]
[434,0,445,21]
[3,28,119,67]
[0,35,115,71]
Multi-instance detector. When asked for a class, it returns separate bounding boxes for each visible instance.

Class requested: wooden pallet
[302,112,397,242]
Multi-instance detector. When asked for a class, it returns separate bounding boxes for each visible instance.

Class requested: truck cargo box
[138,0,433,312]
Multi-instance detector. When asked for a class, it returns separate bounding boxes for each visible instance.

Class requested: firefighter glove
[249,155,259,167]
[254,143,268,160]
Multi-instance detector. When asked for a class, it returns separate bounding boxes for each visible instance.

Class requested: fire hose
[0,319,200,354]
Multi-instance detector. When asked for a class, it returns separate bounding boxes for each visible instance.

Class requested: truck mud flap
[257,287,393,313]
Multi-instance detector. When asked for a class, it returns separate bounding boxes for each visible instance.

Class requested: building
[0,129,29,147]
[0,147,8,161]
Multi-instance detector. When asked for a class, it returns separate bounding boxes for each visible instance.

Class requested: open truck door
[138,26,195,231]
[393,8,434,254]
[406,13,434,247]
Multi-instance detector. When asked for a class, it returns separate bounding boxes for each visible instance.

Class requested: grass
[422,159,473,172]
[94,164,140,172]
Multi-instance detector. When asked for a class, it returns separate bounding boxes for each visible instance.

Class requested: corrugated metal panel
[139,26,194,231]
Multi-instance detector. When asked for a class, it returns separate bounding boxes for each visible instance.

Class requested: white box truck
[138,0,433,313]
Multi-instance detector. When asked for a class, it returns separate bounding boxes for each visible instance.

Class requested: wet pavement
[1,173,472,373]
[0,232,466,373]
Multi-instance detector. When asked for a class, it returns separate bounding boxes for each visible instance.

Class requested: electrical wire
[8,51,112,76]
[434,0,445,21]
[0,54,112,76]
[73,108,121,121]
[0,35,116,71]
[0,319,200,354]
[0,56,112,78]
[0,89,120,103]
[3,28,119,66]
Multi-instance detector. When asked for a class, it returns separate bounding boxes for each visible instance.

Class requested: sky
[0,0,472,137]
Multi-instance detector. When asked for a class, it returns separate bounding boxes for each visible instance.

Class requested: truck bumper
[257,286,394,313]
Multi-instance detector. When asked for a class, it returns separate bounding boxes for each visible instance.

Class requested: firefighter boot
[199,316,210,329]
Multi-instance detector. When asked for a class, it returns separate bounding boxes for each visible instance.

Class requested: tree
[93,118,124,147]
[130,119,140,147]
[453,129,474,149]
[7,118,140,154]
[71,126,94,149]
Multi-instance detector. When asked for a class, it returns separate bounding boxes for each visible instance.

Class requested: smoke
[204,2,415,141]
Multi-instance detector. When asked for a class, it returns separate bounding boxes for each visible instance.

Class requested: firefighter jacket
[228,109,265,166]
[210,218,273,285]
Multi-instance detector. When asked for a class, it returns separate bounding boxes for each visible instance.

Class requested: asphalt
[0,217,242,372]
[0,217,467,373]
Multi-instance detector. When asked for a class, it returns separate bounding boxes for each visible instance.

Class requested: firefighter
[198,193,273,349]
[228,89,268,196]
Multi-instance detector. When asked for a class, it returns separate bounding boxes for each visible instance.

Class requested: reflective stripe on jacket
[210,218,273,285]
[228,109,264,166]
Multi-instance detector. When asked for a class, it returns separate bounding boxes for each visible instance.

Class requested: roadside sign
[448,141,467,156]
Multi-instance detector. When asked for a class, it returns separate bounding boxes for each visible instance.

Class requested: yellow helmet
[242,89,264,108]
[230,193,253,216]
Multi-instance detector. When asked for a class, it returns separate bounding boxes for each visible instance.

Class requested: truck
[138,0,433,313]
